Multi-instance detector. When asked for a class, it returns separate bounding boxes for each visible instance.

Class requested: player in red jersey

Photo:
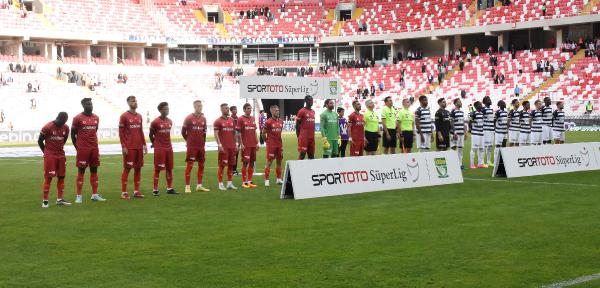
[214,103,239,190]
[236,103,259,189]
[38,112,71,208]
[182,100,210,193]
[118,95,147,199]
[295,95,315,160]
[347,100,366,156]
[230,105,240,175]
[71,98,106,203]
[262,104,284,186]
[149,102,178,196]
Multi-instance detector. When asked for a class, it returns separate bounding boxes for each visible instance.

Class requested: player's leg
[41,177,52,208]
[275,149,283,184]
[184,148,195,193]
[241,148,250,188]
[331,139,339,158]
[55,157,70,205]
[340,140,348,157]
[307,139,315,159]
[196,149,209,192]
[226,149,237,189]
[217,149,227,190]
[264,156,273,186]
[75,167,86,203]
[457,135,464,169]
[165,149,177,194]
[247,149,257,187]
[389,130,396,154]
[132,149,144,198]
[121,151,134,199]
[152,148,162,196]
[89,166,104,201]
[42,156,54,207]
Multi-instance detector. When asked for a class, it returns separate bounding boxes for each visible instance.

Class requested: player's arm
[149,122,156,148]
[320,112,327,138]
[214,123,223,152]
[118,115,128,155]
[262,122,269,143]
[295,112,302,137]
[435,111,443,141]
[449,112,455,137]
[507,111,512,130]
[468,113,473,133]
[181,119,188,141]
[347,117,354,142]
[70,127,78,149]
[64,127,70,145]
[415,110,422,134]
[37,133,45,153]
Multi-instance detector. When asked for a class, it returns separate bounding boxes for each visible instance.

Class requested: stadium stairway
[351,7,364,20]
[581,0,599,15]
[194,9,208,23]
[465,0,479,26]
[331,20,344,36]
[326,9,335,21]
[216,23,230,38]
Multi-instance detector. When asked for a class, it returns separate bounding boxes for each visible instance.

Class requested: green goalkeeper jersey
[320,110,340,140]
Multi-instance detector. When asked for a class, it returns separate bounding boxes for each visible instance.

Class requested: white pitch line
[464,177,600,188]
[542,272,600,288]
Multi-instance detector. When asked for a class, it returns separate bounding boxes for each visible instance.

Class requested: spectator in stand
[30,98,36,109]
[379,80,384,91]
[0,110,4,123]
[428,72,434,84]
[370,84,375,97]
[514,85,521,97]
[421,63,426,73]
[459,58,465,71]
[363,87,369,99]
[541,2,546,16]
[585,101,593,115]
[123,74,128,84]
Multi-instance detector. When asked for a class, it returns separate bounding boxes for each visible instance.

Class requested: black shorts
[400,131,413,149]
[436,131,450,149]
[382,129,397,148]
[364,131,379,152]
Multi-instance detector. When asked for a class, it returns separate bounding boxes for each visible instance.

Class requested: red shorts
[241,147,257,163]
[218,148,236,167]
[76,148,100,168]
[350,141,364,156]
[185,147,205,163]
[297,137,315,154]
[154,148,174,171]
[266,145,283,161]
[123,149,144,169]
[44,155,66,178]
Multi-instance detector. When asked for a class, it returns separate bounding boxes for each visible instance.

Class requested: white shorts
[494,133,506,146]
[471,134,484,149]
[508,130,520,144]
[542,125,552,142]
[417,133,432,149]
[519,133,530,145]
[483,130,494,147]
[530,131,542,145]
[553,130,565,142]
[451,134,465,148]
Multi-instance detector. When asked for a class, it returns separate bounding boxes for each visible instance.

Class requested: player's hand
[385,133,391,141]
[453,134,457,140]
[420,134,425,142]
[256,146,260,152]
[437,132,443,142]
[122,147,128,156]
[143,145,148,154]
[218,144,224,152]
[349,137,353,144]
[364,137,368,144]
[240,143,245,151]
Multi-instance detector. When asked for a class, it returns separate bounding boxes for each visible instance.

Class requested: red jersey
[264,117,283,147]
[150,117,173,149]
[214,116,236,149]
[296,107,315,139]
[119,111,146,149]
[72,113,99,150]
[348,112,365,140]
[40,121,69,157]
[182,113,207,148]
[236,115,258,148]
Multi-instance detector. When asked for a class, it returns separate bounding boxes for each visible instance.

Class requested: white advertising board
[239,76,340,99]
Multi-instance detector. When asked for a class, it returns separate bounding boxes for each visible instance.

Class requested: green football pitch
[0,132,598,287]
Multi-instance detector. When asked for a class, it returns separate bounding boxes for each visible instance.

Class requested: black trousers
[340,140,348,157]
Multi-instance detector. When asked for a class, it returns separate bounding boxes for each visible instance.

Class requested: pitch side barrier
[281,151,463,200]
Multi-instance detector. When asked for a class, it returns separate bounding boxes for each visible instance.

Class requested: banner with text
[239,76,340,99]
[492,142,600,178]
[281,151,463,200]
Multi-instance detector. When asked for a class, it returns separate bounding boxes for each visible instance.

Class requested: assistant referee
[364,100,380,156]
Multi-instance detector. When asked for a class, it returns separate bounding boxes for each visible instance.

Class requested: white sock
[196,183,202,188]
[493,147,500,164]
[457,148,463,165]
[470,149,475,166]
[227,181,232,186]
[485,146,491,163]
[478,149,484,165]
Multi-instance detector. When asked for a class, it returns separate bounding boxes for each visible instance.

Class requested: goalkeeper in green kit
[320,99,340,158]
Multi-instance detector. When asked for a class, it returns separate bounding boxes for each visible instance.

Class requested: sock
[248,167,254,183]
[457,148,463,165]
[486,146,492,163]
[227,166,234,181]
[90,173,98,194]
[470,149,475,166]
[133,168,141,192]
[197,162,204,185]
[227,181,232,186]
[478,149,484,165]
[166,170,173,189]
[184,162,193,186]
[57,178,65,199]
[121,169,130,193]
[241,166,247,183]
[264,167,271,180]
[76,172,84,196]
[276,166,282,179]
[217,165,224,182]
[43,178,51,200]
[494,147,500,165]
[153,170,160,190]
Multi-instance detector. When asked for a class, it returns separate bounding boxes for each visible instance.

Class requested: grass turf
[0,132,598,287]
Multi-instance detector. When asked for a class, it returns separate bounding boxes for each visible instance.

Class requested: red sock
[42,178,51,200]
[121,169,130,192]
[153,170,160,190]
[276,166,282,179]
[264,167,271,180]
[57,178,65,199]
[217,165,224,182]
[133,168,141,192]
[76,172,84,196]
[166,170,173,189]
[197,162,204,185]
[241,166,247,183]
[248,167,254,183]
[90,173,98,194]
[227,166,234,181]
[184,162,193,185]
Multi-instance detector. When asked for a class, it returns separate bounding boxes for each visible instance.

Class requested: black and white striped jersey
[519,110,531,134]
[552,110,565,132]
[508,109,520,132]
[482,106,495,132]
[450,109,465,135]
[495,109,508,134]
[469,111,484,136]
[541,105,554,126]
[531,109,543,132]
[415,107,433,134]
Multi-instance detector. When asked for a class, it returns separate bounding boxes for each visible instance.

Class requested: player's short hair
[556,101,563,105]
[57,112,68,120]
[473,101,482,108]
[543,96,551,102]
[229,105,237,112]
[483,96,491,104]
[352,100,360,106]
[220,103,228,108]
[243,103,252,110]
[81,98,92,104]
[269,105,279,109]
[418,95,427,102]
[365,100,373,106]
[453,98,461,105]
[522,100,530,106]
[126,95,136,102]
[384,96,392,103]
[534,100,542,105]
[497,100,505,106]
[157,102,168,111]
[437,98,445,104]
[304,95,313,102]
[511,98,519,105]
[259,109,264,113]
[193,100,202,105]
[337,107,344,113]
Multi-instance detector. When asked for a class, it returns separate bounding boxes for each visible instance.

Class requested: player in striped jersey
[469,101,485,168]
[541,97,554,144]
[530,100,543,145]
[450,98,466,169]
[481,96,495,166]
[552,101,566,144]
[518,101,532,146]
[507,99,521,147]
[493,100,508,165]
[415,95,434,152]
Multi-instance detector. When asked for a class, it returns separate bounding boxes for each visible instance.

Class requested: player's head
[270,104,280,118]
[474,101,482,111]
[304,95,313,108]
[453,98,462,108]
[126,95,137,110]
[543,96,551,106]
[497,100,506,110]
[402,98,410,108]
[384,96,392,107]
[483,96,491,106]
[220,103,229,117]
[55,112,69,126]
[81,98,93,114]
[259,109,264,115]
[243,103,252,116]
[193,100,203,114]
[337,107,344,117]
[511,98,520,109]
[418,95,428,107]
[157,102,169,117]
[365,100,374,110]
[437,98,446,109]
[352,100,361,112]
[522,100,530,110]
[325,99,335,110]
[556,101,564,110]
[229,105,237,116]
[534,99,542,110]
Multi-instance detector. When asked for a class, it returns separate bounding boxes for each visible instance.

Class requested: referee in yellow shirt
[363,100,380,156]
[381,96,398,154]
[397,98,415,153]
